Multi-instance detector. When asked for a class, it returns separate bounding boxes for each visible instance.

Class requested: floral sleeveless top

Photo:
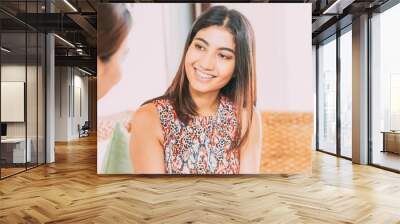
[153,96,240,174]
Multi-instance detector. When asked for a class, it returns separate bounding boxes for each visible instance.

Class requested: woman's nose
[198,52,215,70]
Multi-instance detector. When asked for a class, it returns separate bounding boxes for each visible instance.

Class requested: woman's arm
[129,103,165,174]
[239,109,262,174]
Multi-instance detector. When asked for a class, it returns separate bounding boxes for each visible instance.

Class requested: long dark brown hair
[98,3,132,62]
[149,6,256,147]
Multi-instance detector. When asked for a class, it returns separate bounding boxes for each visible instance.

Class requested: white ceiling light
[54,34,75,48]
[76,48,84,55]
[63,0,78,12]
[1,47,11,53]
[78,67,93,76]
[323,0,355,15]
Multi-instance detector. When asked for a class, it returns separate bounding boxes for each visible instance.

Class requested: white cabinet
[1,138,32,163]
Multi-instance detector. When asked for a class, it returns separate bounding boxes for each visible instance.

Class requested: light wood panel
[261,112,313,174]
[1,134,400,223]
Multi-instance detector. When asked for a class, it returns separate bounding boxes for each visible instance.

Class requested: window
[371,2,400,171]
[0,1,46,179]
[340,28,352,158]
[318,36,337,154]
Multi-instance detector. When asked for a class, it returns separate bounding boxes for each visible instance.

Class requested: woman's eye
[195,44,205,51]
[218,53,232,60]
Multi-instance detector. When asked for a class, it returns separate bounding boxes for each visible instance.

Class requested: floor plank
[0,134,400,223]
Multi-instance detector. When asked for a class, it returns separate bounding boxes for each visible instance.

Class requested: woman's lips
[194,68,216,80]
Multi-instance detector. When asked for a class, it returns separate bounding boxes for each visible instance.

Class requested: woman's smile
[194,68,217,81]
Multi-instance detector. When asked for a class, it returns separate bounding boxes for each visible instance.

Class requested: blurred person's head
[97,3,132,100]
[164,5,256,147]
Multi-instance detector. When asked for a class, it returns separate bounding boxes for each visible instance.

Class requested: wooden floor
[0,167,26,178]
[1,163,44,178]
[1,135,400,223]
[373,150,400,171]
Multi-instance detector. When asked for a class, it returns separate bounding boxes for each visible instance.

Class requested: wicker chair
[260,112,314,174]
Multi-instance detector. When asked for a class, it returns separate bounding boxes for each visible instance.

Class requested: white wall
[72,74,89,138]
[1,64,46,163]
[55,66,69,141]
[214,3,313,112]
[1,82,24,123]
[98,3,193,117]
[1,65,40,137]
[1,65,26,139]
[55,67,89,141]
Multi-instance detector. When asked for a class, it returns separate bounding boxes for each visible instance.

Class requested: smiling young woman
[129,6,261,174]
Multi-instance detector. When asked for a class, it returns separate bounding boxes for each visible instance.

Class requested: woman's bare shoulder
[130,103,163,139]
[135,103,158,118]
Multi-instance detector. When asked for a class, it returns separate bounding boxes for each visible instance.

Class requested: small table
[381,131,400,154]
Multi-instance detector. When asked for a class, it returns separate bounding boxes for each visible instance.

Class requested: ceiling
[0,0,98,74]
[310,0,391,44]
[0,0,394,75]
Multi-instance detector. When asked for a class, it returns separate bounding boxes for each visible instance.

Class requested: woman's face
[184,25,236,96]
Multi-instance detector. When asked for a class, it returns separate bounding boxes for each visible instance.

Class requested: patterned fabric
[153,96,240,174]
[98,111,133,141]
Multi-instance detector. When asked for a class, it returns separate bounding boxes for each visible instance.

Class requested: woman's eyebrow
[219,47,235,54]
[194,37,209,46]
[194,37,235,54]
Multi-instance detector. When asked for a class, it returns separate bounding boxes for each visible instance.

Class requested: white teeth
[195,69,215,80]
